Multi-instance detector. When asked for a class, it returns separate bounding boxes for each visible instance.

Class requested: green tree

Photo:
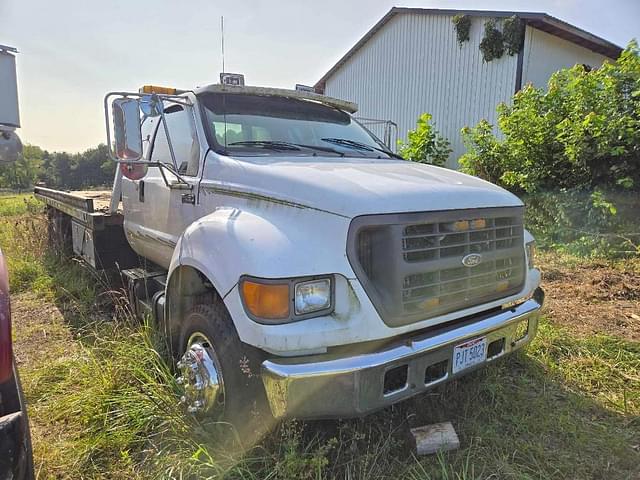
[0,142,114,190]
[0,144,43,190]
[398,113,452,167]
[37,144,113,189]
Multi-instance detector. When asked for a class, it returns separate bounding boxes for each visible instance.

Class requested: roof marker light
[139,85,177,95]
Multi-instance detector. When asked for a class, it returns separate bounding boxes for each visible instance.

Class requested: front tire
[176,302,271,437]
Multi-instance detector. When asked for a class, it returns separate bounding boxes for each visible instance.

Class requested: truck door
[123,103,201,268]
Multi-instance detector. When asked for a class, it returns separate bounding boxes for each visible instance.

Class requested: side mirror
[112,98,143,161]
[0,128,22,165]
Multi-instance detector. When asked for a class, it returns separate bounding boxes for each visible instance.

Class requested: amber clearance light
[139,85,177,95]
[241,279,290,320]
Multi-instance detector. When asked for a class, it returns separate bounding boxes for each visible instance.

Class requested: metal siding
[522,26,609,89]
[325,13,517,168]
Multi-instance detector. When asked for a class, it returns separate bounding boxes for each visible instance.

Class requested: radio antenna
[221,16,225,73]
[221,15,227,149]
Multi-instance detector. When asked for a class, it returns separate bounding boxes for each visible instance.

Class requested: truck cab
[39,80,544,423]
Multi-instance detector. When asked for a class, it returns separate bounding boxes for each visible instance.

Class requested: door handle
[139,180,145,202]
[181,193,196,204]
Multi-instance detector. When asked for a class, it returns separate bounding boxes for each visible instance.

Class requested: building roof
[315,7,623,90]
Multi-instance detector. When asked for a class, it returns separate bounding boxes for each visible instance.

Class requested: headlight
[525,241,535,269]
[240,276,333,323]
[295,279,331,315]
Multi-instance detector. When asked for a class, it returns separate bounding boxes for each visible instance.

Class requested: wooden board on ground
[410,422,460,455]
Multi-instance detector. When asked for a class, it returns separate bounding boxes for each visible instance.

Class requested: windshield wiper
[321,137,401,158]
[228,140,345,157]
[321,137,375,152]
[294,143,345,157]
[228,140,301,151]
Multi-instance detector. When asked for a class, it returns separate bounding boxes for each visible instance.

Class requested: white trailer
[0,45,22,164]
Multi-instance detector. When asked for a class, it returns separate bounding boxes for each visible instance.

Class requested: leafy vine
[479,19,505,62]
[452,14,471,46]
[503,15,525,55]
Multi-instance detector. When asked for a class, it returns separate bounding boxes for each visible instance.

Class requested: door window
[151,105,200,176]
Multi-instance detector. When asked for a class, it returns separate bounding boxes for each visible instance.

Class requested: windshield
[199,92,395,159]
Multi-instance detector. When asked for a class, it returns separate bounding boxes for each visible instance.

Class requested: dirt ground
[11,292,81,367]
[539,253,640,340]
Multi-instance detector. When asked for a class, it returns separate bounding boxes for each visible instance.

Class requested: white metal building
[315,8,621,168]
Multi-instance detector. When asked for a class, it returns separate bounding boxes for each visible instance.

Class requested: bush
[461,41,640,194]
[525,191,639,258]
[398,113,452,167]
[460,41,640,257]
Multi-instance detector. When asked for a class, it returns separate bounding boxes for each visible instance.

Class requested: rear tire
[176,302,272,440]
[46,207,72,256]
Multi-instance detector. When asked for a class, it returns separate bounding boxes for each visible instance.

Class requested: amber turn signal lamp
[241,280,290,320]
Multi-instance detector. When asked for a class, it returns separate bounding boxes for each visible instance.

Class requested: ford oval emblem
[462,253,482,267]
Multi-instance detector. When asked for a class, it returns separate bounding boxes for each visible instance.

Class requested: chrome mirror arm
[158,109,179,172]
[157,162,191,188]
[115,160,192,188]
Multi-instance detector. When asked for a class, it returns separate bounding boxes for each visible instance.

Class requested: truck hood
[219,156,522,218]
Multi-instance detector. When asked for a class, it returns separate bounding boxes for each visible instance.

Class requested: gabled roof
[315,7,623,90]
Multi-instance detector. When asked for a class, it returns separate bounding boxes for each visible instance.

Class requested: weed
[3,196,639,479]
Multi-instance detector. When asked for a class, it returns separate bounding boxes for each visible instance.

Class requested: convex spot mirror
[112,98,143,161]
[0,129,22,165]
[139,94,164,118]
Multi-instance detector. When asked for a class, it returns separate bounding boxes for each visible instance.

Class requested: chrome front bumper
[261,288,544,419]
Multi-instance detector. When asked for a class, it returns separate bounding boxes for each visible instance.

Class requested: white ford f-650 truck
[35,79,544,424]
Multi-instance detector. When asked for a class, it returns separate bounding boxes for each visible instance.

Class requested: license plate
[452,337,487,374]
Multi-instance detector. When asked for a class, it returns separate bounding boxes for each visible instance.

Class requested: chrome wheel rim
[177,332,225,414]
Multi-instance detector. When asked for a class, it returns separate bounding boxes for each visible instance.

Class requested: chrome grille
[403,217,522,262]
[402,255,524,314]
[347,207,527,327]
[402,215,524,316]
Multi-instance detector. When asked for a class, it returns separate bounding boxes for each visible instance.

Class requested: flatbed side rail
[34,186,95,213]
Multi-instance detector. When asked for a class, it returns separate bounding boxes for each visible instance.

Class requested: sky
[1,0,638,153]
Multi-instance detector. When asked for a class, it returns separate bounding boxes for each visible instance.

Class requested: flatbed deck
[34,186,137,271]
[63,190,114,212]
[34,186,122,230]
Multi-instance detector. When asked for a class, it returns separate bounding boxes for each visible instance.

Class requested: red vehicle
[0,44,34,478]
[0,248,34,479]
[0,44,34,479]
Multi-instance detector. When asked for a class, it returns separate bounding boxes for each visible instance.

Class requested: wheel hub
[177,333,224,414]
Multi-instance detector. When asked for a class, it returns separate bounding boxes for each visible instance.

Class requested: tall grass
[4,194,639,479]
